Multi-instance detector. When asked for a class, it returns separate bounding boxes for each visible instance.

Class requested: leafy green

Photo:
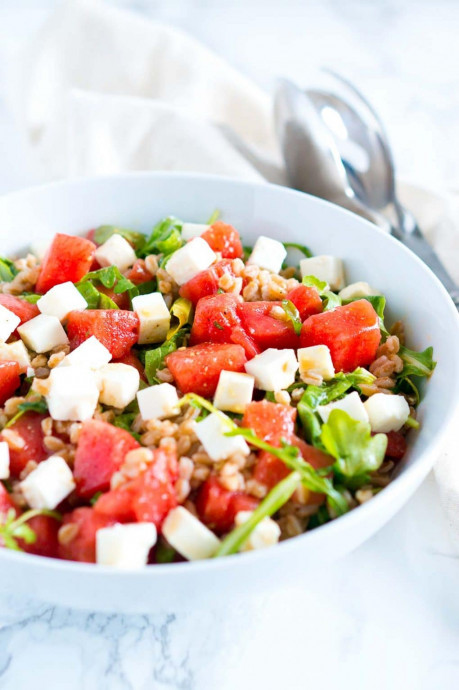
[213,321,224,330]
[144,329,187,385]
[128,279,157,303]
[398,345,436,379]
[99,292,118,309]
[155,540,177,563]
[320,409,387,488]
[283,242,312,258]
[21,293,41,304]
[113,412,141,441]
[139,217,183,258]
[90,491,103,506]
[75,280,101,309]
[4,398,48,429]
[215,471,301,556]
[242,245,253,261]
[343,295,389,335]
[0,257,18,282]
[207,209,221,225]
[297,368,376,444]
[93,225,147,252]
[78,265,135,295]
[167,298,192,340]
[0,508,61,551]
[281,299,302,335]
[302,274,341,311]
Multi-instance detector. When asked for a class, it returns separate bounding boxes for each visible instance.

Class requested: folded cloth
[7,0,459,551]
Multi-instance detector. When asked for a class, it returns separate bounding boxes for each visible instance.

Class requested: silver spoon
[275,75,459,308]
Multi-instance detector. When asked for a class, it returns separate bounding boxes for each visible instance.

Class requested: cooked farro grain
[58,523,80,546]
[2,428,25,450]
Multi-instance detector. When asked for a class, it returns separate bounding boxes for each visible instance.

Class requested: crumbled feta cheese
[247,236,287,274]
[20,455,75,510]
[338,281,380,300]
[94,234,137,272]
[235,511,281,551]
[137,382,180,420]
[18,314,68,353]
[37,281,87,322]
[195,412,250,461]
[96,522,157,569]
[318,391,369,424]
[300,255,345,290]
[165,237,216,285]
[59,336,112,370]
[132,292,170,345]
[98,363,140,409]
[181,223,209,241]
[364,393,410,433]
[162,506,220,560]
[46,366,99,421]
[297,345,335,382]
[0,340,31,373]
[0,442,10,480]
[0,305,20,343]
[245,348,298,391]
[213,370,255,413]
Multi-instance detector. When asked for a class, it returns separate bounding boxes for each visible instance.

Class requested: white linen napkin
[6,0,459,549]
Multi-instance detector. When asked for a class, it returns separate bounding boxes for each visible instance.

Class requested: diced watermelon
[113,350,147,382]
[57,507,115,563]
[201,222,243,259]
[74,419,141,498]
[238,301,300,350]
[242,400,297,445]
[166,342,247,397]
[95,447,178,528]
[0,361,21,406]
[0,482,17,518]
[385,431,407,460]
[67,309,139,358]
[179,260,235,305]
[196,476,259,533]
[126,259,154,285]
[0,412,49,478]
[300,299,381,372]
[285,284,323,321]
[0,295,39,327]
[97,284,130,310]
[252,452,290,489]
[21,515,60,558]
[36,233,96,293]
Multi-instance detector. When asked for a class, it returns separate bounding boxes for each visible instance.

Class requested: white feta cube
[94,234,137,273]
[98,363,140,409]
[298,345,335,382]
[18,314,68,353]
[318,391,369,424]
[60,335,112,370]
[339,281,380,300]
[137,382,180,420]
[245,348,298,391]
[96,522,157,569]
[247,236,287,274]
[20,455,75,510]
[0,442,10,480]
[162,507,220,560]
[132,292,170,345]
[300,255,345,290]
[37,281,87,322]
[0,340,31,373]
[181,223,209,241]
[235,511,281,551]
[213,370,255,414]
[195,412,250,461]
[165,237,216,285]
[364,393,410,433]
[0,305,20,343]
[46,366,99,421]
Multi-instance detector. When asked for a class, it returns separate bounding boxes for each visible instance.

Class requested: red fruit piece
[0,361,20,406]
[57,507,116,563]
[0,295,39,327]
[21,515,61,558]
[300,299,381,372]
[74,419,141,498]
[113,350,147,382]
[166,342,247,397]
[179,259,235,305]
[67,309,139,358]
[285,284,323,321]
[0,412,49,478]
[36,233,96,293]
[201,222,243,259]
[238,301,300,350]
[196,476,259,533]
[126,259,154,286]
[385,431,407,460]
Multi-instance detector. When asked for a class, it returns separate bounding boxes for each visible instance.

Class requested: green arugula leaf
[4,398,48,429]
[167,298,192,340]
[301,275,328,292]
[398,345,436,379]
[283,242,312,258]
[98,292,119,309]
[90,491,103,506]
[113,412,141,441]
[128,279,157,303]
[0,508,61,551]
[144,329,188,384]
[75,281,101,309]
[281,299,302,335]
[0,257,18,282]
[21,293,41,304]
[79,265,135,295]
[242,245,253,262]
[93,225,147,252]
[155,540,177,563]
[215,471,301,556]
[207,209,221,225]
[139,217,183,258]
[320,409,387,488]
[302,274,341,311]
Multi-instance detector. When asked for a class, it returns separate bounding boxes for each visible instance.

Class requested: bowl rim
[1,170,458,578]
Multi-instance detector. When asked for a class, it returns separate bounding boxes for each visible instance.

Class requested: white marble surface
[0,2,459,689]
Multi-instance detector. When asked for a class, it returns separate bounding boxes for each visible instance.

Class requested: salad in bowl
[0,209,436,569]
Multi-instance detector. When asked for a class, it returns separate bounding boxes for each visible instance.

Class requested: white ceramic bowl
[1,172,458,613]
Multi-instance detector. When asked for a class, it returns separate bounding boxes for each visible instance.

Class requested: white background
[0,2,459,689]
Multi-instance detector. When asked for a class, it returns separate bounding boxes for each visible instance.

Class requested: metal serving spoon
[275,75,459,308]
